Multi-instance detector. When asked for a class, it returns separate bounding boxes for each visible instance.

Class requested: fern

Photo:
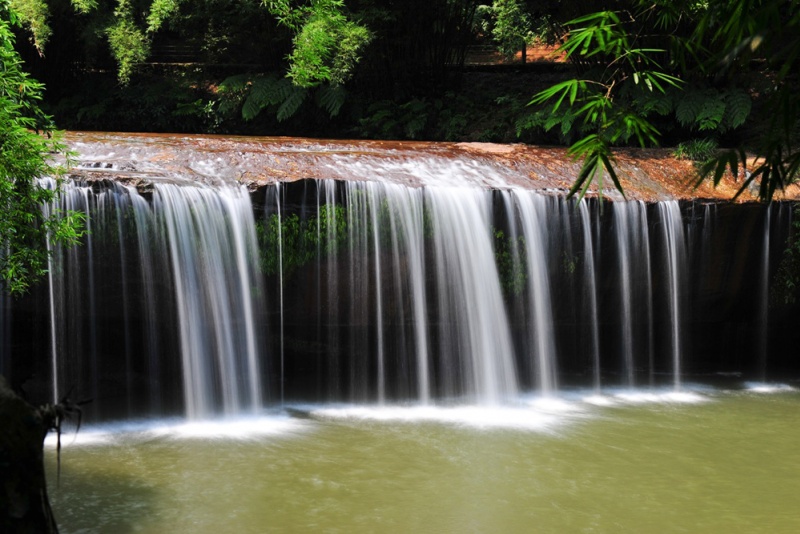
[674,88,751,133]
[239,75,302,121]
[514,111,544,137]
[695,97,726,131]
[269,77,295,105]
[315,84,347,117]
[241,78,267,120]
[276,86,308,122]
[560,108,577,138]
[635,89,674,116]
[219,74,251,93]
[672,138,718,161]
[675,91,705,128]
[239,76,269,120]
[722,89,752,130]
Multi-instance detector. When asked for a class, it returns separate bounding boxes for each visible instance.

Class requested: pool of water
[46,386,800,533]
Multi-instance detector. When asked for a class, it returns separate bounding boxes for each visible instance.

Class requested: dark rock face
[0,376,59,533]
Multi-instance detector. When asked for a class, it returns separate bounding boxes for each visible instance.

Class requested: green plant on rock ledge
[771,205,800,307]
[257,203,348,278]
[494,229,526,297]
[672,138,719,163]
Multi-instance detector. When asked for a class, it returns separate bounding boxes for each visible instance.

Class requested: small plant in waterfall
[494,229,527,296]
[770,206,800,307]
[256,203,348,278]
[561,251,579,276]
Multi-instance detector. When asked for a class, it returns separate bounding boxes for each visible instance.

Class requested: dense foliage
[530,0,800,201]
[0,3,83,295]
[6,0,800,200]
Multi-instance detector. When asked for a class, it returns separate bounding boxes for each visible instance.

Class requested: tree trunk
[0,376,59,533]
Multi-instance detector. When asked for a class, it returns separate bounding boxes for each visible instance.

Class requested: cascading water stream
[275,183,285,405]
[108,190,134,412]
[322,180,341,399]
[758,206,771,380]
[345,182,371,401]
[511,190,557,394]
[157,183,265,418]
[613,203,636,386]
[366,182,386,404]
[658,201,687,390]
[578,200,601,391]
[45,216,58,404]
[639,202,655,386]
[427,186,518,404]
[128,189,163,412]
[383,184,430,403]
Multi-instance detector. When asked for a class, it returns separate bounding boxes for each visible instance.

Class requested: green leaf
[530,79,581,111]
[722,89,752,130]
[675,91,704,128]
[315,84,347,117]
[276,87,308,121]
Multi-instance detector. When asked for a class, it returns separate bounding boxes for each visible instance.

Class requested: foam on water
[43,386,791,447]
[309,406,568,432]
[744,382,796,393]
[582,395,617,407]
[608,390,708,405]
[44,415,308,447]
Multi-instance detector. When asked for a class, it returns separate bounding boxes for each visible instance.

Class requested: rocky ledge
[62,131,799,202]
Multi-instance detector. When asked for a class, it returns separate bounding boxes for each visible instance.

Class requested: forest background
[3,0,800,293]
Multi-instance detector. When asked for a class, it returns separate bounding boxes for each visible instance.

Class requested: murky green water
[46,389,800,533]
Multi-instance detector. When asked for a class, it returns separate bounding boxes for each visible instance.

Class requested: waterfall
[427,187,518,404]
[12,166,790,422]
[45,216,58,404]
[510,190,557,394]
[275,183,285,405]
[384,183,430,403]
[758,206,771,380]
[366,182,387,404]
[578,201,601,390]
[128,189,163,412]
[41,178,93,405]
[322,180,341,399]
[613,203,636,386]
[158,183,264,418]
[657,201,687,390]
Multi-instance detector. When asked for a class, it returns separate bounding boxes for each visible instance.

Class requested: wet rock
[0,376,58,533]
